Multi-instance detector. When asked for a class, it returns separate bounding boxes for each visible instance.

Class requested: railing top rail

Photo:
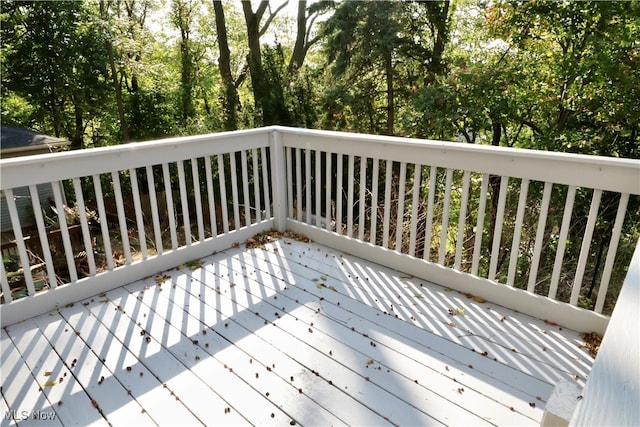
[274,126,640,194]
[0,128,270,189]
[2,125,638,194]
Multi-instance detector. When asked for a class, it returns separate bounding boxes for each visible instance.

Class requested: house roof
[1,125,69,156]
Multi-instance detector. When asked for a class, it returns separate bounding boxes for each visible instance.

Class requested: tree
[212,0,240,130]
[240,0,289,125]
[2,1,110,149]
[322,1,451,136]
[172,0,198,123]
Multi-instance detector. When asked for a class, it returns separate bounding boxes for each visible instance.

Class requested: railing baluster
[241,151,251,227]
[1,259,11,303]
[229,152,240,231]
[217,154,230,234]
[424,166,437,261]
[162,163,178,250]
[305,149,312,224]
[53,181,79,280]
[111,172,132,264]
[471,174,489,276]
[287,147,293,219]
[252,149,262,223]
[93,174,114,269]
[507,178,530,286]
[127,170,148,259]
[336,154,344,233]
[28,185,57,288]
[595,193,630,313]
[261,147,271,219]
[346,155,355,236]
[204,157,217,237]
[370,158,379,244]
[296,148,302,221]
[571,189,603,305]
[177,160,192,244]
[527,181,552,292]
[409,164,422,257]
[145,166,163,254]
[439,168,454,265]
[382,160,392,248]
[395,162,407,253]
[549,185,577,299]
[358,156,367,240]
[316,151,322,227]
[191,158,205,241]
[5,188,36,294]
[325,151,332,230]
[454,170,471,270]
[72,178,98,273]
[488,176,509,280]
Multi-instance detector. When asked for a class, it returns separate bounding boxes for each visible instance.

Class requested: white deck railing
[1,127,638,334]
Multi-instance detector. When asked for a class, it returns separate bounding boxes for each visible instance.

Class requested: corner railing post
[270,128,287,232]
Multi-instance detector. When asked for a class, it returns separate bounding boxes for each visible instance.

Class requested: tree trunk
[385,51,394,136]
[106,40,129,143]
[242,1,268,123]
[213,0,239,130]
[72,96,84,150]
[100,0,129,143]
[288,0,307,74]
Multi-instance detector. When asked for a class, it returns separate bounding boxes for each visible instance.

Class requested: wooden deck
[1,236,595,426]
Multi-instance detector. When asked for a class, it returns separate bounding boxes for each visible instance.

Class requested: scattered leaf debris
[154,274,170,284]
[580,332,602,357]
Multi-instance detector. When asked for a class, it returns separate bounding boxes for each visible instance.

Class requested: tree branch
[255,1,270,23]
[259,1,288,37]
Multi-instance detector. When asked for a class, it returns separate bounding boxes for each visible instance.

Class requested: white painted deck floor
[1,237,595,426]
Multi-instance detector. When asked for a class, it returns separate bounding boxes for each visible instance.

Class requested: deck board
[1,238,595,426]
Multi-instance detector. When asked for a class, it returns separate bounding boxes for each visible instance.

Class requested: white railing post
[568,241,640,426]
[270,128,287,232]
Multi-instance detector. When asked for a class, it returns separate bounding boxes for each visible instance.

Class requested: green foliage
[1,0,111,148]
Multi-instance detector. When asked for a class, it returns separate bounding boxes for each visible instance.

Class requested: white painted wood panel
[471,174,489,276]
[71,178,97,273]
[111,171,132,265]
[424,166,437,262]
[527,181,552,292]
[229,153,240,231]
[28,185,57,289]
[146,165,164,254]
[571,244,640,426]
[395,162,407,253]
[92,174,115,269]
[191,158,205,241]
[216,154,230,234]
[127,170,148,259]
